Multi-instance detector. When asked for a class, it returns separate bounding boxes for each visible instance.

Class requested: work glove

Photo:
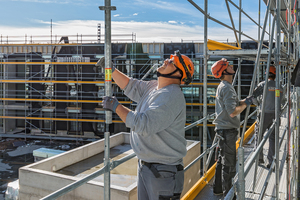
[95,57,116,73]
[252,84,264,98]
[244,96,259,106]
[102,96,119,112]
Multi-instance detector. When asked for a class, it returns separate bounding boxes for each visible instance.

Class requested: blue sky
[0,0,268,42]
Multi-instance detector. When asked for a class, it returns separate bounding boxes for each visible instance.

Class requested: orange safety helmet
[211,58,229,78]
[170,50,194,85]
[269,65,276,75]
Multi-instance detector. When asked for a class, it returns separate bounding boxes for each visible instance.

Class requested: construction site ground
[0,137,88,200]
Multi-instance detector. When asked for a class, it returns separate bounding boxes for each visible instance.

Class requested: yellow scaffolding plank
[207,39,241,50]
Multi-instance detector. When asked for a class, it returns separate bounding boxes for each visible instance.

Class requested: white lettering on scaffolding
[56,57,90,63]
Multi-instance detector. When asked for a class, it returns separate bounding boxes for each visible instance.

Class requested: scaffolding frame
[0,0,299,199]
[185,0,299,199]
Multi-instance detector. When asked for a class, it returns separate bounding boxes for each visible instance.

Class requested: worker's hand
[95,57,116,73]
[102,96,119,112]
[253,85,264,98]
[244,96,258,106]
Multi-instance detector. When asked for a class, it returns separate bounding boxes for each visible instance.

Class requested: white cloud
[133,13,138,16]
[168,21,177,24]
[114,14,120,17]
[0,19,265,43]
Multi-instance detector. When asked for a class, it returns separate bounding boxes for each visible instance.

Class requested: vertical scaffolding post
[99,2,116,200]
[236,0,244,199]
[297,87,300,199]
[286,1,292,198]
[203,0,208,174]
[275,0,281,198]
[257,0,261,85]
[251,3,275,192]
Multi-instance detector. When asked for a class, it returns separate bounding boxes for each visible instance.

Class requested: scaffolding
[1,0,300,199]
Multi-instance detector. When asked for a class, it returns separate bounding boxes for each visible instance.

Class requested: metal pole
[257,0,261,85]
[236,0,244,198]
[203,0,208,174]
[99,2,116,199]
[240,0,272,146]
[275,0,281,198]
[225,0,240,47]
[187,0,263,45]
[286,1,291,198]
[237,147,245,200]
[252,15,276,193]
[296,87,300,199]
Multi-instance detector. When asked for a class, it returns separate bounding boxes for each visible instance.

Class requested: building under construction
[0,35,257,142]
[2,0,300,199]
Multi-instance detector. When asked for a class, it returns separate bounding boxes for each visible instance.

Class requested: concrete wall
[19,132,200,200]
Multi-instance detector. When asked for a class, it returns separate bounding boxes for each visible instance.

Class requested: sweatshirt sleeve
[123,78,154,103]
[222,85,238,115]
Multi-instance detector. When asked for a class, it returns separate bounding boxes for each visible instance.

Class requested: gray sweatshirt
[124,78,187,165]
[256,79,284,113]
[213,80,240,130]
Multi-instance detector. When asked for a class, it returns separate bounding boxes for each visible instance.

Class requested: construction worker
[254,64,283,168]
[211,58,255,197]
[98,51,194,200]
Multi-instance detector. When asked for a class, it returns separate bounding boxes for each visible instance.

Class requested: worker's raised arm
[112,69,130,90]
[95,57,129,90]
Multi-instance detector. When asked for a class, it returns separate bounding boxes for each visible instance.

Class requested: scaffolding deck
[194,112,292,199]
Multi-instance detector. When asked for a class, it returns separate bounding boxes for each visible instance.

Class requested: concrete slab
[19,132,201,200]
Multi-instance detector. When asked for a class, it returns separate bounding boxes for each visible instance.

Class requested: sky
[0,0,269,43]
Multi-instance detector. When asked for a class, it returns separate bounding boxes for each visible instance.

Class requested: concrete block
[84,132,95,137]
[57,130,68,136]
[19,132,200,200]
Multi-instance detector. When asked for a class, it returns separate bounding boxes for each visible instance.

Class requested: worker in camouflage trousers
[97,51,194,200]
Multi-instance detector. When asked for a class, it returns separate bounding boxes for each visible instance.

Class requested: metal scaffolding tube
[275,0,281,198]
[252,15,276,193]
[187,0,260,44]
[225,0,240,47]
[203,0,208,174]
[258,124,288,200]
[225,122,276,200]
[286,1,292,198]
[99,1,116,199]
[240,0,272,146]
[227,0,270,37]
[237,0,244,197]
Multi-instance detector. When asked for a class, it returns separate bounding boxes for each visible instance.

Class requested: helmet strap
[175,50,192,85]
[223,69,235,76]
[157,68,182,80]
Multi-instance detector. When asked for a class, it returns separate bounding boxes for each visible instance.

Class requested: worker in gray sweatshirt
[211,58,255,198]
[254,64,283,168]
[98,50,194,200]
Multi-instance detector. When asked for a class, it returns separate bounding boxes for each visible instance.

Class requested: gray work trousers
[255,112,276,164]
[213,128,238,195]
[137,160,184,200]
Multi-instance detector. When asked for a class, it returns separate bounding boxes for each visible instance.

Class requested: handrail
[224,102,289,200]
